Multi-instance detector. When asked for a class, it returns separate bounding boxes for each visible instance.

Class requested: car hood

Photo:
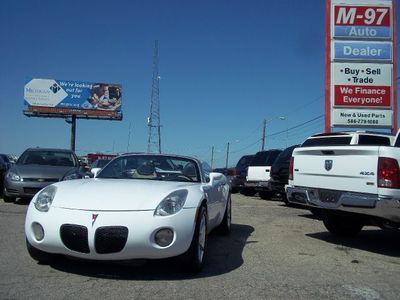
[51,178,198,211]
[12,164,77,180]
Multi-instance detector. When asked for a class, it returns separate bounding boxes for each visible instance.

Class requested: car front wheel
[3,193,15,203]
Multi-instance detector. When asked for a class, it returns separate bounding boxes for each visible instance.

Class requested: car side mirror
[208,172,223,185]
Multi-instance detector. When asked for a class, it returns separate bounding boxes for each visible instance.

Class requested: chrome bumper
[286,186,400,223]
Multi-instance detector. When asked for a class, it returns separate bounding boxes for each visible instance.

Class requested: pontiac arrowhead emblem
[325,160,333,171]
[92,214,99,226]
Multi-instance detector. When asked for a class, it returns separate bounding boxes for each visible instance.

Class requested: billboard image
[24,79,122,120]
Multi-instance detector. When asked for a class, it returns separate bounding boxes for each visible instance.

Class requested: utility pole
[261,119,266,151]
[225,142,230,168]
[211,146,214,169]
[127,122,132,152]
[147,40,162,153]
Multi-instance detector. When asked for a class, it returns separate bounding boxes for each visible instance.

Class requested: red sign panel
[334,85,391,107]
[334,6,391,26]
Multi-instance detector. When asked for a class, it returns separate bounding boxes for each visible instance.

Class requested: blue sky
[0,0,398,167]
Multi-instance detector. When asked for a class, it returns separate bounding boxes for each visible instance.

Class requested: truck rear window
[301,137,352,147]
[357,135,390,146]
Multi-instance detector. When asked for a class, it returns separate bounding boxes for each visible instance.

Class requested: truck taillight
[378,157,400,188]
[289,157,294,181]
[231,168,237,176]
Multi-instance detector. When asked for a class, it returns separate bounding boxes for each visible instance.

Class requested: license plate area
[319,189,342,204]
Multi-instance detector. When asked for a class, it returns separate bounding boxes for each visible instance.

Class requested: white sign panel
[24,79,68,107]
[332,62,392,86]
[332,108,392,127]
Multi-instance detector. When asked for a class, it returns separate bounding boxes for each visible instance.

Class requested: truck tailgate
[292,146,379,194]
[247,166,271,181]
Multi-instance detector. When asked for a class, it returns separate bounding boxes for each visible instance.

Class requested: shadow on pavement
[307,229,400,257]
[48,223,255,280]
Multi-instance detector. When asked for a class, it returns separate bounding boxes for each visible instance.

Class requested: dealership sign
[326,0,396,131]
[24,78,122,120]
[333,41,392,61]
[333,5,392,39]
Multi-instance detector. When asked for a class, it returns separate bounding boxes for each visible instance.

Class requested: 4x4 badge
[325,160,333,171]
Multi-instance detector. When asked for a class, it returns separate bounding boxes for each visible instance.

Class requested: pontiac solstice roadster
[25,154,231,272]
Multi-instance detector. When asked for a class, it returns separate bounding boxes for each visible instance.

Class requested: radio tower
[147,40,162,153]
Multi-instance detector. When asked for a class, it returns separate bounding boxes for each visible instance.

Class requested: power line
[267,115,324,138]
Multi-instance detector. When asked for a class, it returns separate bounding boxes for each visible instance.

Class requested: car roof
[25,147,74,152]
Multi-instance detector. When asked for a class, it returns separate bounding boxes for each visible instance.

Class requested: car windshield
[91,159,110,168]
[17,150,77,167]
[97,155,200,182]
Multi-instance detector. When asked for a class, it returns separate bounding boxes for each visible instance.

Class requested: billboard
[326,0,396,131]
[24,79,122,120]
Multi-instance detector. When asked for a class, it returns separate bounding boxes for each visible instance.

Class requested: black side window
[358,135,390,146]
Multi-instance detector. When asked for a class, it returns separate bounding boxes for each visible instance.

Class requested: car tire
[281,194,291,206]
[216,195,231,235]
[322,213,363,237]
[231,187,239,194]
[3,193,15,203]
[241,188,256,196]
[26,239,55,264]
[181,205,208,273]
[259,191,274,200]
[309,207,322,217]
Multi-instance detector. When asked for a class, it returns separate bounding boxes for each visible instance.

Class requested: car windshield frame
[96,154,201,183]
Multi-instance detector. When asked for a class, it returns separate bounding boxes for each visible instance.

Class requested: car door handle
[265,170,270,172]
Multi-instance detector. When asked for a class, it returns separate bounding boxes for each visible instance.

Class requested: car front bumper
[25,203,198,260]
[286,186,400,223]
[4,179,56,198]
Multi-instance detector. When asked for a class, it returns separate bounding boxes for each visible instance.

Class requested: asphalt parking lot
[1,193,399,300]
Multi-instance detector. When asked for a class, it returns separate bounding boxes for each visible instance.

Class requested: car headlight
[62,173,80,181]
[154,190,188,216]
[34,185,57,212]
[7,171,21,181]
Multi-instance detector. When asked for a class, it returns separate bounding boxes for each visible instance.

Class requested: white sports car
[25,154,231,272]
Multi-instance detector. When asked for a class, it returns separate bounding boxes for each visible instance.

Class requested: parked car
[3,148,92,202]
[230,155,255,193]
[25,153,231,272]
[242,149,282,198]
[0,154,12,194]
[90,158,113,176]
[269,145,299,203]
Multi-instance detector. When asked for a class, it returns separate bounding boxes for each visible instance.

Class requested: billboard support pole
[70,115,76,152]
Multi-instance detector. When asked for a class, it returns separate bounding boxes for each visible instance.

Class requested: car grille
[23,188,42,195]
[60,224,90,253]
[22,178,58,183]
[95,226,128,254]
